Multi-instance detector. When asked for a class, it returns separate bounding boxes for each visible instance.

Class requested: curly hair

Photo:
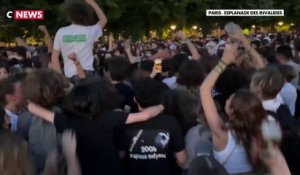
[62,78,123,119]
[22,69,67,108]
[63,1,94,26]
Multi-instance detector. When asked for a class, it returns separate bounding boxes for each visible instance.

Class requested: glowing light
[170,25,176,31]
[251,25,256,29]
[192,25,198,30]
[278,21,284,26]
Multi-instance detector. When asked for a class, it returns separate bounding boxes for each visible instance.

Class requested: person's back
[278,64,298,116]
[122,78,187,175]
[54,24,102,78]
[280,82,297,116]
[122,114,185,175]
[51,0,107,79]
[276,45,300,87]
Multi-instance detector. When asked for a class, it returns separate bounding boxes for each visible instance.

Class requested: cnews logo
[6,10,44,20]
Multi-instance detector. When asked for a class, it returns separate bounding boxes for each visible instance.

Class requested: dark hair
[0,62,9,73]
[0,108,5,128]
[277,64,297,82]
[0,73,26,106]
[62,78,122,119]
[177,60,205,88]
[199,53,219,74]
[139,60,154,73]
[63,2,93,26]
[250,40,261,48]
[162,59,170,72]
[14,46,27,59]
[22,69,67,108]
[251,67,284,100]
[259,47,276,64]
[294,40,300,51]
[215,66,248,98]
[133,78,168,108]
[172,87,202,133]
[170,54,189,74]
[276,45,293,60]
[105,57,130,81]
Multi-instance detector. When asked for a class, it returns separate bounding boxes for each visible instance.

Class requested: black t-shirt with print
[121,114,185,175]
[54,111,129,175]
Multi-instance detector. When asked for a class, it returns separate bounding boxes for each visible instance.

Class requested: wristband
[219,59,228,66]
[218,62,227,70]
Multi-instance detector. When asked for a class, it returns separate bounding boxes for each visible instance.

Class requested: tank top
[213,130,253,174]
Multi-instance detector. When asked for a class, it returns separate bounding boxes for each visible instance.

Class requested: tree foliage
[0,0,299,41]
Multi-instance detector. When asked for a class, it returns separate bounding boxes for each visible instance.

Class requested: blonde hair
[251,67,284,99]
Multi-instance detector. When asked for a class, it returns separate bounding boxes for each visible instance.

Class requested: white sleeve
[53,29,62,51]
[89,23,103,42]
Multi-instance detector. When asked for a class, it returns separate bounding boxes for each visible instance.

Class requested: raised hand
[227,24,247,43]
[124,40,131,53]
[68,52,78,62]
[38,25,48,33]
[62,130,77,159]
[221,42,239,65]
[84,0,95,5]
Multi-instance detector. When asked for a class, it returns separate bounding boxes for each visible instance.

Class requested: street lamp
[192,25,198,30]
[278,21,284,26]
[291,23,295,26]
[170,25,176,31]
[251,25,256,29]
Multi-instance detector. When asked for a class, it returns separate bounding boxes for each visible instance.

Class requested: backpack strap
[265,110,278,120]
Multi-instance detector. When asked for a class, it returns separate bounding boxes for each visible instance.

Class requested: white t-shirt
[285,61,300,87]
[53,24,103,78]
[280,83,297,116]
[262,94,283,121]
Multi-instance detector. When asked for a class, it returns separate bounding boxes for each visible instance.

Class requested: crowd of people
[0,0,300,175]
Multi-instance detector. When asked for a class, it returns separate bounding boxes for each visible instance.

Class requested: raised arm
[85,0,108,29]
[51,49,62,73]
[38,25,53,53]
[228,26,265,69]
[108,33,114,52]
[176,31,201,61]
[199,43,238,149]
[262,145,291,175]
[68,53,87,79]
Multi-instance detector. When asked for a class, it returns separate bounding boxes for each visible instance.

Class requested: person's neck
[281,59,291,64]
[5,104,19,113]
